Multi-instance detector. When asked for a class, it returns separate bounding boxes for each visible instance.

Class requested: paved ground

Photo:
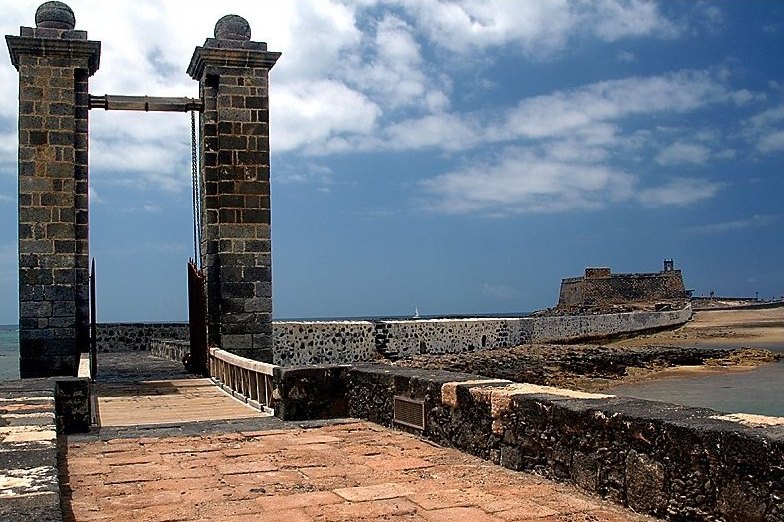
[62,420,653,522]
[94,353,267,428]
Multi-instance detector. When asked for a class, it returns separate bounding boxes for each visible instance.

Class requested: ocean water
[0,326,19,380]
[609,360,784,417]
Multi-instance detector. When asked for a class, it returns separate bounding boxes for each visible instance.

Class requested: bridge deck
[95,353,266,428]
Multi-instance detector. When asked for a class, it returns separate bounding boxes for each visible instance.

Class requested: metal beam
[89,95,203,112]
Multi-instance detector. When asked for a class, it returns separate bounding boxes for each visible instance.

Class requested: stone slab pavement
[62,420,657,522]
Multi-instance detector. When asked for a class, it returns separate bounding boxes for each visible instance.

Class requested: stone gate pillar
[6,2,100,377]
[188,16,280,362]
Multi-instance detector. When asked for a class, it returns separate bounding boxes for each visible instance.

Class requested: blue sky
[1,0,783,323]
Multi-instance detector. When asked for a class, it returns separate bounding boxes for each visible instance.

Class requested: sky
[0,0,783,324]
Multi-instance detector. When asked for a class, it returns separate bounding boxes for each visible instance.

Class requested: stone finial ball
[35,1,76,30]
[214,15,251,41]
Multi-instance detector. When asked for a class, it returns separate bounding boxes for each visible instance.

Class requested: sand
[601,305,784,385]
[611,306,784,349]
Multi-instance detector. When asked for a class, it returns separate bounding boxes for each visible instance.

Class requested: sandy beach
[612,305,784,350]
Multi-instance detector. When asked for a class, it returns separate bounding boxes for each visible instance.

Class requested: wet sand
[605,305,784,415]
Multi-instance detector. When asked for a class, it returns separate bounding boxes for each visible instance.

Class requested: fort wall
[558,263,687,308]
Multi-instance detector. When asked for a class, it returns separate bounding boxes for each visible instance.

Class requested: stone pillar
[188,15,280,362]
[6,2,100,377]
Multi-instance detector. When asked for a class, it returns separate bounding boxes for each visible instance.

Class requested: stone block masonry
[559,261,688,308]
[6,2,100,377]
[188,15,280,363]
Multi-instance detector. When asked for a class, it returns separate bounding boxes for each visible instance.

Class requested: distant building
[558,260,688,308]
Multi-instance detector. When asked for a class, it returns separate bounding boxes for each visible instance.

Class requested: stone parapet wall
[524,306,692,344]
[271,363,784,521]
[273,321,376,366]
[96,305,691,362]
[0,372,93,520]
[376,318,518,359]
[96,323,189,352]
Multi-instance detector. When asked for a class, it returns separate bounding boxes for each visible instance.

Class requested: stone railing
[270,363,783,521]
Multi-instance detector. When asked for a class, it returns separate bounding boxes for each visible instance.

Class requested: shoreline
[397,307,784,396]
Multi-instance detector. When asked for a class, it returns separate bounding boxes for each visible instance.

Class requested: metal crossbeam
[89,94,203,112]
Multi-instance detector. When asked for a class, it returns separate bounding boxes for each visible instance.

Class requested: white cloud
[503,70,729,142]
[655,142,711,165]
[684,214,779,235]
[636,177,723,207]
[757,131,784,153]
[419,147,635,214]
[390,0,680,58]
[742,104,784,154]
[273,80,380,154]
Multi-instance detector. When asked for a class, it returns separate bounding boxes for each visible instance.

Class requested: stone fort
[557,260,688,308]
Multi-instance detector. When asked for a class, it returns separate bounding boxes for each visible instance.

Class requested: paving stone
[63,421,654,522]
[420,506,501,522]
[333,481,414,502]
[311,497,421,521]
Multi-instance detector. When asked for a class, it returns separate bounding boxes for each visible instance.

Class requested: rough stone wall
[96,307,690,362]
[188,21,280,363]
[7,21,100,377]
[273,307,690,364]
[376,319,517,359]
[273,321,376,366]
[95,323,188,352]
[558,269,687,307]
[524,306,692,344]
[558,277,583,307]
[272,363,784,521]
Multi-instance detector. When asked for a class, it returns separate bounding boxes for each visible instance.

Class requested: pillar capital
[6,35,101,74]
[6,1,100,74]
[187,16,279,80]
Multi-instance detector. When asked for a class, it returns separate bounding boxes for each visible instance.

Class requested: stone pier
[6,2,100,377]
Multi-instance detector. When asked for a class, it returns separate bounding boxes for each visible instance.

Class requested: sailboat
[413,307,420,319]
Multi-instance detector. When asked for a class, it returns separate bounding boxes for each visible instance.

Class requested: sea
[0,325,19,380]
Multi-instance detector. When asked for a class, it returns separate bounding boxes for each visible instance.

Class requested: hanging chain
[190,110,202,267]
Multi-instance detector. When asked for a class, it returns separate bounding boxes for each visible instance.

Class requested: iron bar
[89,94,203,112]
[89,258,97,382]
